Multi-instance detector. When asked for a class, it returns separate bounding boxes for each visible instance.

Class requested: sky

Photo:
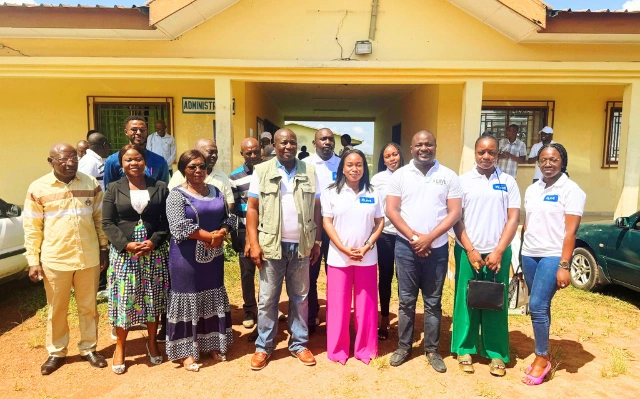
[290,121,375,155]
[15,0,640,10]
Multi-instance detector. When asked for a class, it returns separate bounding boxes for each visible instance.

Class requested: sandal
[457,354,474,373]
[489,358,506,377]
[522,361,551,385]
[377,328,389,341]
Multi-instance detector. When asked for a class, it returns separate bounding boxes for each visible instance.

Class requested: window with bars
[604,101,622,167]
[480,101,554,153]
[256,117,281,138]
[88,97,173,155]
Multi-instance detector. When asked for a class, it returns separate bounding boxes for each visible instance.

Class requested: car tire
[571,247,600,291]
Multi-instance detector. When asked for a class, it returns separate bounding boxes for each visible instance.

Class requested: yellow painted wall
[0,77,216,205]
[240,81,284,165]
[483,83,623,214]
[5,0,640,62]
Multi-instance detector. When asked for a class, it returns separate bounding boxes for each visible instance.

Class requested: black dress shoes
[81,351,107,368]
[41,356,65,375]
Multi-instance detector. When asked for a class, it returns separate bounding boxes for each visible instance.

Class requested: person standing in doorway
[146,119,176,175]
[528,126,555,184]
[386,130,462,372]
[497,124,527,178]
[247,129,322,370]
[370,142,404,341]
[103,116,169,186]
[230,137,263,332]
[298,145,310,160]
[338,134,355,157]
[303,128,340,334]
[77,140,89,159]
[260,132,276,161]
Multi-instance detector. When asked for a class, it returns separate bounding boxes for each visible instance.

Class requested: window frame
[603,101,622,168]
[87,96,175,154]
[480,100,555,156]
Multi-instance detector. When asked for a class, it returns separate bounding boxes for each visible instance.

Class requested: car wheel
[571,247,599,291]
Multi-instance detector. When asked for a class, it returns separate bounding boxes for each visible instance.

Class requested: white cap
[260,131,272,140]
[539,126,554,134]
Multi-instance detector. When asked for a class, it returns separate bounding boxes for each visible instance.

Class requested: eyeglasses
[128,127,148,133]
[539,158,561,165]
[186,164,207,171]
[52,156,81,164]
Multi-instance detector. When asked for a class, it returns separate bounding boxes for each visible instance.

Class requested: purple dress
[165,185,235,361]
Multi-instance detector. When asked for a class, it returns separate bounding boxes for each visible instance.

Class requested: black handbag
[467,271,505,311]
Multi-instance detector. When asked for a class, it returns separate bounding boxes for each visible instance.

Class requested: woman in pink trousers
[321,148,384,364]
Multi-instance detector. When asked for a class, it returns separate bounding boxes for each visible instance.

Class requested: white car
[0,198,28,284]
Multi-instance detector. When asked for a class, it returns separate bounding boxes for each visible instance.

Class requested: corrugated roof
[548,8,640,15]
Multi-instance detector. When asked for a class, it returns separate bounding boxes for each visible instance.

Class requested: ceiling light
[313,109,349,112]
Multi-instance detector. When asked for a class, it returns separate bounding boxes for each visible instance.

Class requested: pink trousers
[326,265,378,364]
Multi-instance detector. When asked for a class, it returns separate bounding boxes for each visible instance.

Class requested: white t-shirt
[370,168,397,235]
[321,185,383,267]
[529,140,555,180]
[457,167,521,253]
[248,161,321,243]
[522,173,586,257]
[303,153,340,194]
[387,160,463,248]
[146,132,177,166]
[77,149,105,192]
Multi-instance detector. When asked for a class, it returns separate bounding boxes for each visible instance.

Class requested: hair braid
[475,132,500,149]
[537,142,569,177]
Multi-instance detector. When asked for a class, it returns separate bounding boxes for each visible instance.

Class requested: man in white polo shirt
[528,126,555,183]
[303,127,340,333]
[386,130,462,372]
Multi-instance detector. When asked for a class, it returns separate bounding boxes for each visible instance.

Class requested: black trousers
[377,232,397,317]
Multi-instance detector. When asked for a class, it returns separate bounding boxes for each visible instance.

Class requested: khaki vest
[255,158,317,259]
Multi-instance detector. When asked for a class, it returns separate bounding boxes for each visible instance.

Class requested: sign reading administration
[182,98,236,114]
[182,97,215,114]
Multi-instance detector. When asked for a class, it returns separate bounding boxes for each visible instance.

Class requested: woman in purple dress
[165,150,236,372]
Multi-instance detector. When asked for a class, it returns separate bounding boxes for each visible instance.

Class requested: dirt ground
[1,262,639,399]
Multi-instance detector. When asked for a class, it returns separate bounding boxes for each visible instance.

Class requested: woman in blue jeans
[521,143,585,385]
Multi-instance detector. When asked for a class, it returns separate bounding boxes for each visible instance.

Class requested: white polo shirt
[522,173,586,257]
[321,185,383,267]
[77,149,105,192]
[529,140,555,181]
[371,168,397,235]
[303,153,340,194]
[387,160,463,247]
[457,167,521,253]
[248,161,321,243]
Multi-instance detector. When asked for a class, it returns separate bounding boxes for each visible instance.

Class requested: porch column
[615,81,640,218]
[459,79,483,174]
[215,77,233,174]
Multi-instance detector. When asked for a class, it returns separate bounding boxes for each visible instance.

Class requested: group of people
[23,117,585,386]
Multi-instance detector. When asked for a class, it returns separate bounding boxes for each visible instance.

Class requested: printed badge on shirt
[332,172,337,181]
[544,194,559,202]
[493,183,508,192]
[359,197,375,204]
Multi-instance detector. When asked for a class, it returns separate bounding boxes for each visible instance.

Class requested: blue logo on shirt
[493,184,508,192]
[332,172,337,181]
[360,197,375,204]
[544,195,559,202]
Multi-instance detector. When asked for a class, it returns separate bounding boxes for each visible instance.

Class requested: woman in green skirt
[452,134,521,376]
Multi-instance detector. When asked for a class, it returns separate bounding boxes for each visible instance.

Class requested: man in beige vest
[246,129,322,370]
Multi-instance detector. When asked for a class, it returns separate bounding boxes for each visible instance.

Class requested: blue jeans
[521,255,560,357]
[256,243,310,354]
[395,237,449,353]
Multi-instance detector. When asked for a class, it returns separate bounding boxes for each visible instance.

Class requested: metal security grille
[480,104,551,153]
[94,102,170,154]
[604,102,622,166]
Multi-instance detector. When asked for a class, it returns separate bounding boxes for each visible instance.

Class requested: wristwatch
[314,240,322,246]
[411,234,419,242]
[559,261,570,270]
[365,240,374,250]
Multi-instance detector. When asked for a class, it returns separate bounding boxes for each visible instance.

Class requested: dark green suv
[572,211,640,292]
